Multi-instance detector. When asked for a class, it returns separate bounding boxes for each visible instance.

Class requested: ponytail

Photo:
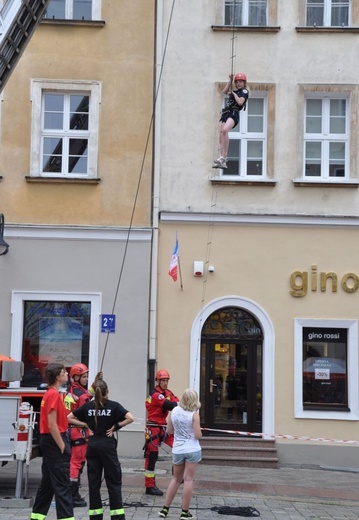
[94,380,108,426]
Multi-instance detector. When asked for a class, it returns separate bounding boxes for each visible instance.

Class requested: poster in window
[39,317,83,366]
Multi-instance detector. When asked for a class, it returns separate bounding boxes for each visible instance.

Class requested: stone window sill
[41,19,105,28]
[296,26,359,33]
[212,25,280,33]
[293,179,359,188]
[210,176,276,186]
[25,176,101,185]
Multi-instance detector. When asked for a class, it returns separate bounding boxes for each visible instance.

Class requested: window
[42,93,89,175]
[224,0,267,25]
[302,327,348,411]
[223,92,267,177]
[30,80,101,179]
[306,0,349,27]
[304,96,349,179]
[22,301,91,387]
[45,0,101,20]
[294,319,359,420]
[10,291,101,387]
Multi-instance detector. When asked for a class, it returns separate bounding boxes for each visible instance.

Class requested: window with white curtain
[304,96,349,179]
[224,0,267,26]
[45,0,101,20]
[306,0,350,26]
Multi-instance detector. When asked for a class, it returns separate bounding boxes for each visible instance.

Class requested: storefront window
[302,327,348,411]
[22,301,91,387]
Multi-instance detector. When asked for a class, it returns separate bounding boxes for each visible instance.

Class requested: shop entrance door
[199,307,263,434]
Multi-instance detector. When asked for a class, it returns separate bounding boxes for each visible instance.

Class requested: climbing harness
[211,505,260,517]
[143,424,168,452]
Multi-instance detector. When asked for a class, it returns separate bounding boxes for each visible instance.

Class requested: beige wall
[0,1,154,227]
[158,1,359,216]
[0,1,155,457]
[156,218,359,466]
[154,1,359,466]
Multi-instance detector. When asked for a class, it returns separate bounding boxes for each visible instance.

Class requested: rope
[193,3,240,385]
[212,506,260,517]
[100,0,177,371]
[191,185,218,388]
[230,0,238,77]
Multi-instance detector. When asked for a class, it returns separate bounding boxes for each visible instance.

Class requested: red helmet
[156,369,170,381]
[234,72,247,82]
[70,363,89,378]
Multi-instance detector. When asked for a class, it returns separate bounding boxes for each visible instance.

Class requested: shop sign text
[290,265,359,297]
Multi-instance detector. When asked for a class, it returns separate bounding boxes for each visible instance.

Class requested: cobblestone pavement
[0,456,358,519]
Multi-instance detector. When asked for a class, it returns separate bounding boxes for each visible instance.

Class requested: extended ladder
[0,0,51,92]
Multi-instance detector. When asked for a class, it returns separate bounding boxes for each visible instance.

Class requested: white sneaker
[212,157,227,169]
[213,156,223,164]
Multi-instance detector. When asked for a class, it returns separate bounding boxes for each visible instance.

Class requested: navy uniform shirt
[226,88,249,111]
[73,398,128,436]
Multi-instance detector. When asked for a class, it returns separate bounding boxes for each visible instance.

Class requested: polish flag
[169,235,179,282]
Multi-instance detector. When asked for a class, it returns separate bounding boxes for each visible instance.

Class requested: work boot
[71,480,87,507]
[146,486,164,496]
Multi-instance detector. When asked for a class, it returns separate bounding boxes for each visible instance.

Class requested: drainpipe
[148,0,163,391]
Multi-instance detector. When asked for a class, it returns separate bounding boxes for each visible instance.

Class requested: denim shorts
[172,449,202,465]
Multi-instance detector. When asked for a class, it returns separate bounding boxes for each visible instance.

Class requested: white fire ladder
[0,0,51,92]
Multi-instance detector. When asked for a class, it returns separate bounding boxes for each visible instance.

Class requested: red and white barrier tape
[135,418,359,445]
[201,427,359,445]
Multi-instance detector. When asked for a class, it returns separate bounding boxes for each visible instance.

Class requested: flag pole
[178,255,184,291]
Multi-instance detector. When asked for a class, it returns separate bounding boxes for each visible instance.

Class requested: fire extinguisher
[14,402,34,463]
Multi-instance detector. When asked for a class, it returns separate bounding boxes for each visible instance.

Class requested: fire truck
[0,355,46,503]
[1,0,57,502]
[0,0,51,93]
[0,0,51,468]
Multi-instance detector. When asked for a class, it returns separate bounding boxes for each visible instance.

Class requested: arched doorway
[200,307,263,434]
[190,296,275,436]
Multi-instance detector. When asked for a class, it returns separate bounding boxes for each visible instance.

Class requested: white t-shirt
[171,405,201,454]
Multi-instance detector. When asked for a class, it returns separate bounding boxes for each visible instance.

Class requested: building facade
[0,0,155,454]
[155,0,359,467]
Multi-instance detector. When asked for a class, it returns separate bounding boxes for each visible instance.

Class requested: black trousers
[87,436,124,516]
[31,433,74,520]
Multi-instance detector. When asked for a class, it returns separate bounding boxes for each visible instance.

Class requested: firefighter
[30,363,75,520]
[64,363,101,507]
[68,379,134,520]
[144,369,179,496]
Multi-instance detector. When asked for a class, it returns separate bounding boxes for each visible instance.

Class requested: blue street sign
[101,314,116,333]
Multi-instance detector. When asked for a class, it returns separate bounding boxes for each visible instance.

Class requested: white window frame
[10,291,101,388]
[303,94,349,180]
[224,0,268,26]
[222,91,267,178]
[306,0,351,27]
[294,318,359,420]
[45,0,101,20]
[30,79,101,179]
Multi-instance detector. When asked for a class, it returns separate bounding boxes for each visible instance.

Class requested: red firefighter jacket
[64,382,91,440]
[145,385,179,426]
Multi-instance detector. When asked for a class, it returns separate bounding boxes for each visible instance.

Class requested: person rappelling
[213,72,249,169]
